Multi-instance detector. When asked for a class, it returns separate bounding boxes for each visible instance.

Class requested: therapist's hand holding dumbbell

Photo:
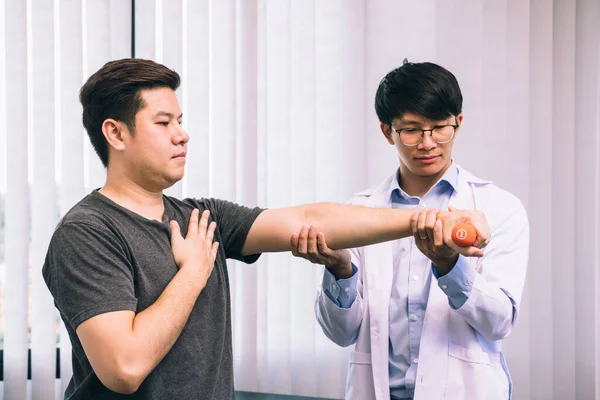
[411,206,489,276]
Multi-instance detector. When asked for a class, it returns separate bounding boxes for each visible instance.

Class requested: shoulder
[58,194,118,232]
[457,165,528,226]
[178,197,264,223]
[347,174,395,206]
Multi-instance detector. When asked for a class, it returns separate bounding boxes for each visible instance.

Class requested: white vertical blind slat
[209,0,236,200]
[288,0,318,395]
[232,0,259,392]
[551,2,577,398]
[162,0,183,199]
[255,0,268,393]
[134,0,156,60]
[434,0,484,174]
[83,0,109,190]
[263,0,291,394]
[109,0,131,60]
[503,1,531,398]
[528,2,554,399]
[57,0,85,392]
[182,0,210,198]
[30,0,56,398]
[574,1,600,399]
[313,0,363,396]
[3,0,30,398]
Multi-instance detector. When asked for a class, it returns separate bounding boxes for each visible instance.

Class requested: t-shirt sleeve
[43,222,138,330]
[202,199,264,263]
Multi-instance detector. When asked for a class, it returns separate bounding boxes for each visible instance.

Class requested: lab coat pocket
[346,351,376,400]
[446,342,495,400]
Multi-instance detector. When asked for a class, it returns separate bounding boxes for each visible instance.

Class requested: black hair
[374,61,463,125]
[80,58,181,167]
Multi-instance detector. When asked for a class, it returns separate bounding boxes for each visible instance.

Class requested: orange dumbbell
[451,223,476,247]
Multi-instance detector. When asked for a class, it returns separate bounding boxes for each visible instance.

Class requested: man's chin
[412,164,445,177]
[162,173,185,189]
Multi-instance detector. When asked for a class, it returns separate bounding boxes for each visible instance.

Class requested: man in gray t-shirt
[42,58,489,399]
[44,193,262,399]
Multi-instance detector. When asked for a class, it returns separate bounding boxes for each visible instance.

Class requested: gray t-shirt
[42,190,263,399]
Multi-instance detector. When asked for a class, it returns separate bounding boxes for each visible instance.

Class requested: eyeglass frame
[389,118,459,147]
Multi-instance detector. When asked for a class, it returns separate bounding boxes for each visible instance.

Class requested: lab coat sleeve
[442,189,529,341]
[315,247,365,347]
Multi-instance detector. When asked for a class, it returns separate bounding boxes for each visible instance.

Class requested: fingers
[417,209,428,238]
[297,225,309,255]
[413,208,438,245]
[424,209,437,242]
[211,242,220,262]
[206,221,216,245]
[307,226,318,256]
[292,227,331,264]
[410,209,419,236]
[433,220,444,247]
[453,245,484,258]
[290,234,300,257]
[198,210,210,239]
[187,209,200,235]
[169,220,182,246]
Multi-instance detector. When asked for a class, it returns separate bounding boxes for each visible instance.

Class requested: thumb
[448,205,459,212]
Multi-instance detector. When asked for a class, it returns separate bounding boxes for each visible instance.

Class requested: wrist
[432,254,459,276]
[326,262,353,279]
[178,264,208,291]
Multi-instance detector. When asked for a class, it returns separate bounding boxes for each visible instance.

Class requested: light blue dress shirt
[322,163,477,399]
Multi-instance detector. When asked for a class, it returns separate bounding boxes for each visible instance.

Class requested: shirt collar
[388,161,459,202]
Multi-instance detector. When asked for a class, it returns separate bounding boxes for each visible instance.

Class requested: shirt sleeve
[42,222,138,330]
[201,198,265,263]
[322,263,359,308]
[433,255,476,309]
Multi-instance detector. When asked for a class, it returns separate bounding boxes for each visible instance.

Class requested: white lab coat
[315,165,529,400]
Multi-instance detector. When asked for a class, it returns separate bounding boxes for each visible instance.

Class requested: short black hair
[80,58,181,167]
[374,61,463,125]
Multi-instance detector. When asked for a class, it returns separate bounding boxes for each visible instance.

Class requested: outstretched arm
[242,203,486,257]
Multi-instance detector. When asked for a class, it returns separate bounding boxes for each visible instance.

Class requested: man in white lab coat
[291,61,529,400]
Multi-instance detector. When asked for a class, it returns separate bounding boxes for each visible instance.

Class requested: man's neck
[100,173,165,222]
[398,163,451,198]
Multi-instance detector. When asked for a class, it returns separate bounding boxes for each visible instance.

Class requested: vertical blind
[1,1,599,399]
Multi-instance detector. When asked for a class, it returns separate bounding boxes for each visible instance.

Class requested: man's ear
[101,119,127,152]
[454,113,464,138]
[381,122,395,145]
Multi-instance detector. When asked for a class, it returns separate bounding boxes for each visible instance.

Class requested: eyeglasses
[390,119,458,147]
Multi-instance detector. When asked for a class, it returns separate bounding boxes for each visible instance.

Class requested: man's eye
[157,122,169,126]
[403,128,418,133]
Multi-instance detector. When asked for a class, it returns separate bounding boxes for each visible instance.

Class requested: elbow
[318,321,359,348]
[481,320,514,342]
[336,336,358,348]
[98,362,145,395]
[485,329,511,342]
[321,327,357,348]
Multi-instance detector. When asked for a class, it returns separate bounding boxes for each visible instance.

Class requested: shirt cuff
[433,256,475,309]
[322,263,358,309]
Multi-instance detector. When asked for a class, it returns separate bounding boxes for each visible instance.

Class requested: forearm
[122,268,205,389]
[243,203,414,255]
[303,203,413,249]
[452,272,517,341]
